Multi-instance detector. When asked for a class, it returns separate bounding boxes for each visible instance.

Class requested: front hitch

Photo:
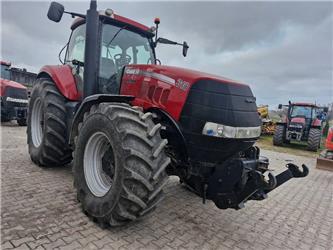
[206,157,309,210]
[265,163,309,193]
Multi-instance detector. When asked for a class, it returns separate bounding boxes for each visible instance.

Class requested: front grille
[2,86,28,113]
[288,123,303,133]
[179,79,261,163]
[5,86,27,99]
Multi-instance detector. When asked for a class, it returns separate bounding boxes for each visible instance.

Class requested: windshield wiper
[106,25,128,48]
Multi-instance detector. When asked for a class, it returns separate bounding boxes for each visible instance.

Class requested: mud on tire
[307,128,321,151]
[73,103,170,227]
[27,78,72,167]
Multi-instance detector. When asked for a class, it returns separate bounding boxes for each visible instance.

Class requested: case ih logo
[125,68,189,91]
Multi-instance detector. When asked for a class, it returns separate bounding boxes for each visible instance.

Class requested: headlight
[202,122,261,139]
[6,97,28,104]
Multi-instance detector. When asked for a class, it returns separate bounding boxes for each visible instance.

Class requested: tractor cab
[66,12,156,95]
[48,1,188,99]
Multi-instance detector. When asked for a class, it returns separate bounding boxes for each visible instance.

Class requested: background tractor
[27,1,308,227]
[273,102,328,151]
[0,61,28,125]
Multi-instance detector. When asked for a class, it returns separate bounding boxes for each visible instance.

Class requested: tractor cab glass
[0,63,11,80]
[98,24,155,94]
[290,106,316,120]
[65,24,86,93]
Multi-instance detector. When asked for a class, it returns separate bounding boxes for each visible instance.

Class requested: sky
[1,1,332,107]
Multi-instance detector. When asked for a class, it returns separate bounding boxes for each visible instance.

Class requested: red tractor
[1,61,28,125]
[27,1,308,227]
[273,102,327,151]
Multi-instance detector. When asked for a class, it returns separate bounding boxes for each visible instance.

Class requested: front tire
[273,125,285,146]
[73,103,170,227]
[27,78,72,167]
[307,128,321,151]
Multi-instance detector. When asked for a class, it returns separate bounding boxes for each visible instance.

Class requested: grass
[255,135,324,158]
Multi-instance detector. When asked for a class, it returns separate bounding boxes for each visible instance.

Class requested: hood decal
[125,67,175,86]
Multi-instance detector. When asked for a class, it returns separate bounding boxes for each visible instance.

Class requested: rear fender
[69,94,134,145]
[37,65,81,101]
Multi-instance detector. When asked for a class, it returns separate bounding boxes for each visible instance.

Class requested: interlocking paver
[1,123,333,250]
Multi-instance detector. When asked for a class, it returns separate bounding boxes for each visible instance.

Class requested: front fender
[37,65,80,101]
[69,94,134,145]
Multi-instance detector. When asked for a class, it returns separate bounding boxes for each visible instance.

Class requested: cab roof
[0,61,11,66]
[71,10,153,36]
[292,102,318,108]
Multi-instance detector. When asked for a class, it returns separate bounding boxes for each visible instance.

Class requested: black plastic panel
[179,79,260,163]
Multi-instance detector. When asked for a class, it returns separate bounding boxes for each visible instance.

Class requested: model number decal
[176,79,189,91]
[125,67,189,91]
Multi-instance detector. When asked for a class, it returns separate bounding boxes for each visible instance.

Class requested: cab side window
[66,24,86,63]
[66,24,86,92]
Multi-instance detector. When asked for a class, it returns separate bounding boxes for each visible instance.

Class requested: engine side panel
[120,65,191,121]
[38,65,81,101]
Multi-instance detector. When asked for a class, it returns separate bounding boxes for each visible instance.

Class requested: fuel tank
[120,64,261,163]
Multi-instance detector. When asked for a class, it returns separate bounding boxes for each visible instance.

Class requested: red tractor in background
[0,61,28,125]
[316,127,333,171]
[273,102,328,151]
[27,1,308,227]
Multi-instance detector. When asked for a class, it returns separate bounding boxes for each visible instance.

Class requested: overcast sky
[1,1,332,107]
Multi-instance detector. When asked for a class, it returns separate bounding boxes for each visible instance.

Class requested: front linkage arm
[265,163,309,193]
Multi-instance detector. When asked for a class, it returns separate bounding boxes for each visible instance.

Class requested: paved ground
[1,122,333,250]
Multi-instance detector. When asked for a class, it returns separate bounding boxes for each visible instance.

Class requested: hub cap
[31,98,43,147]
[83,132,115,197]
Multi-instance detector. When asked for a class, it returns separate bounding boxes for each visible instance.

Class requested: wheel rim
[31,98,43,147]
[84,132,115,197]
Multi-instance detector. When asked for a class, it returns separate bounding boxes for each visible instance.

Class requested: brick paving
[1,122,333,250]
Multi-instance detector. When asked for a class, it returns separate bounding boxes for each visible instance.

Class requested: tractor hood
[0,78,27,96]
[122,64,258,121]
[131,64,246,86]
[121,64,260,162]
[290,117,306,125]
[0,78,27,90]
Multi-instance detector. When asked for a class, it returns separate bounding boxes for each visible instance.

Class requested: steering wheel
[114,54,131,70]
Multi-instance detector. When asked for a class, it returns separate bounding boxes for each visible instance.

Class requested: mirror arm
[64,11,86,19]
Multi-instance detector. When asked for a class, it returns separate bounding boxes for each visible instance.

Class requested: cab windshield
[100,24,154,74]
[98,24,155,93]
[290,106,314,119]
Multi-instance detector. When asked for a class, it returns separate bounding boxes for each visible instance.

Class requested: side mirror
[182,41,189,57]
[323,107,329,112]
[278,104,282,109]
[47,2,65,23]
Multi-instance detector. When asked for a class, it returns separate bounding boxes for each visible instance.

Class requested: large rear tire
[73,103,170,227]
[273,125,285,146]
[307,128,321,151]
[27,78,72,167]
